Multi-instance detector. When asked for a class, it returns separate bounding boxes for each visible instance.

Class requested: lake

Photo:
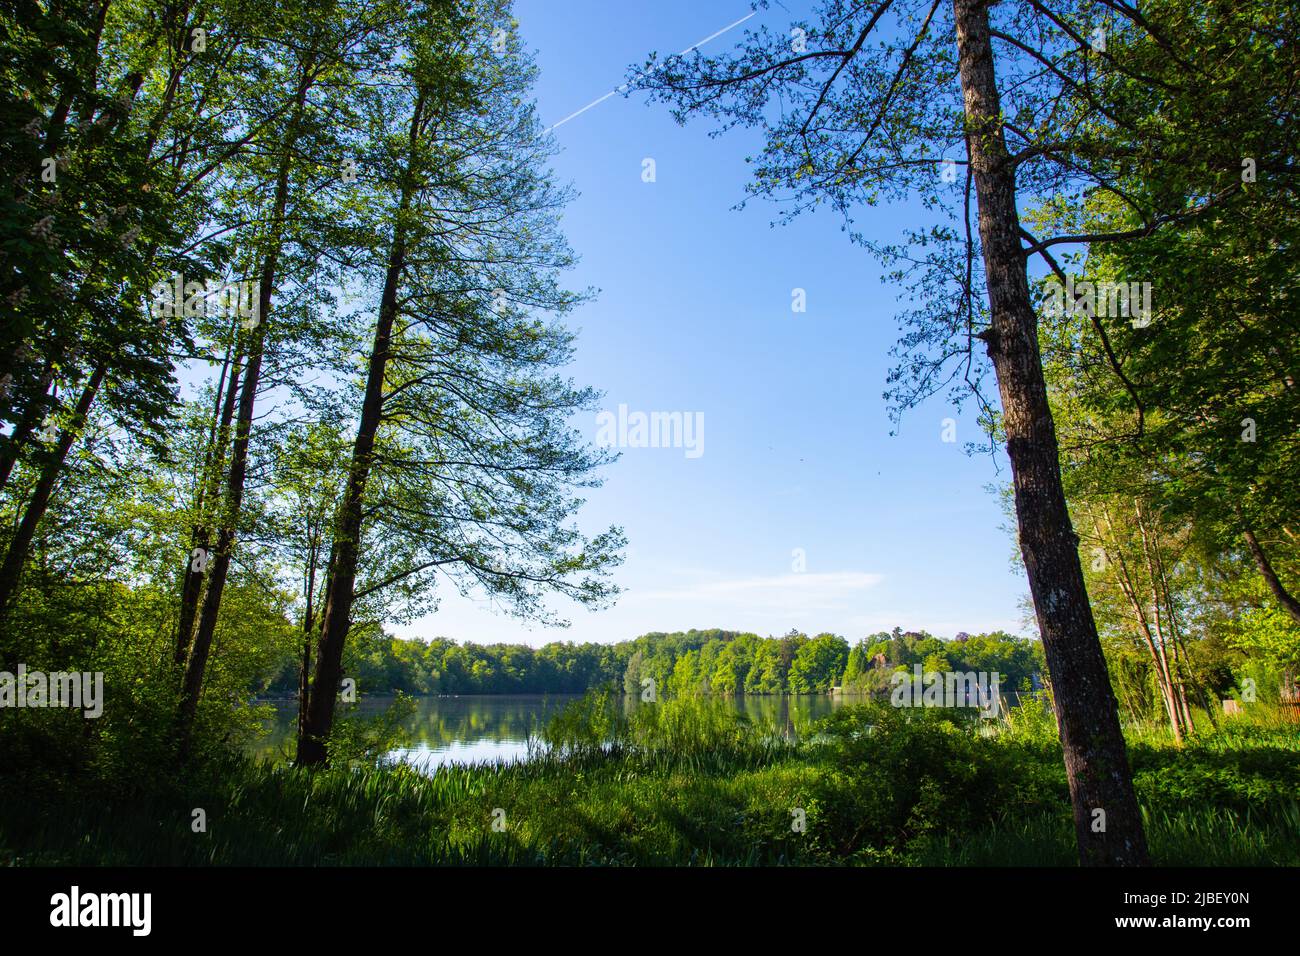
[250,694,846,772]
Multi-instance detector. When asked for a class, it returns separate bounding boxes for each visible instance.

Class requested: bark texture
[953,0,1148,866]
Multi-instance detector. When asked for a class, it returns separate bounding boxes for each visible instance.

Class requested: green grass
[1,697,1296,866]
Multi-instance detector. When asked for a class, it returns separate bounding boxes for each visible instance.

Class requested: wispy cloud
[631,571,883,614]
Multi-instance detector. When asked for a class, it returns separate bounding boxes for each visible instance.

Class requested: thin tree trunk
[0,362,56,494]
[1154,550,1196,735]
[177,285,268,740]
[1243,529,1300,625]
[176,333,242,665]
[297,613,314,745]
[297,517,322,743]
[1135,500,1184,741]
[297,234,407,765]
[0,364,107,619]
[1098,503,1180,739]
[297,98,422,764]
[953,0,1147,865]
[177,69,313,744]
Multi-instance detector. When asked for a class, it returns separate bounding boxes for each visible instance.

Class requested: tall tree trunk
[176,334,242,665]
[1095,503,1181,738]
[297,233,407,765]
[297,517,324,744]
[953,0,1147,865]
[177,69,313,743]
[297,103,420,763]
[1151,532,1198,733]
[1117,556,1180,738]
[1243,529,1300,625]
[177,282,269,740]
[1135,500,1185,741]
[0,364,107,619]
[297,611,314,745]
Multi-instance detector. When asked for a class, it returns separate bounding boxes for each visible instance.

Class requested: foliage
[4,695,1295,866]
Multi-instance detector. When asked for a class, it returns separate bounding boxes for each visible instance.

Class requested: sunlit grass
[2,698,1295,866]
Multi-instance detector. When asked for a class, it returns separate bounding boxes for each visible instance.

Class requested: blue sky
[397,0,1031,647]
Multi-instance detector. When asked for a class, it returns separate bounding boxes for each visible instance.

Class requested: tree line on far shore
[266,621,1292,728]
[261,626,1042,699]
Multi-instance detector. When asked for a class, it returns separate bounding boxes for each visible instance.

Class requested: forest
[0,0,1298,879]
[261,626,1043,697]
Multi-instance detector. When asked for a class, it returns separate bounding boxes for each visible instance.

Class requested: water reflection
[250,694,845,772]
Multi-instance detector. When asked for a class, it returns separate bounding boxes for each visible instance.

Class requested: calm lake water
[250,694,845,773]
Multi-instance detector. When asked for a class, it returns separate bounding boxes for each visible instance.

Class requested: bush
[800,702,1067,859]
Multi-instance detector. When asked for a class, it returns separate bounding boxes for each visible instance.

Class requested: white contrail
[544,10,758,133]
[681,9,759,54]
